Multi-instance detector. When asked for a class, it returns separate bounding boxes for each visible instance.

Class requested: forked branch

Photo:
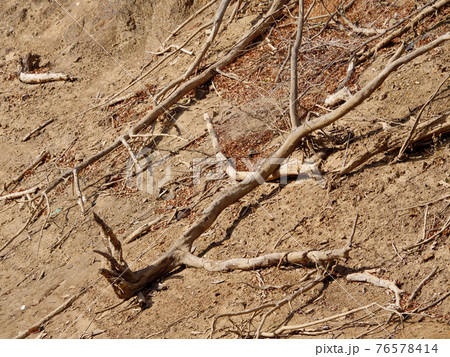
[93,32,449,300]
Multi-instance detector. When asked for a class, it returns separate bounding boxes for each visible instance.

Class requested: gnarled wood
[93,32,449,300]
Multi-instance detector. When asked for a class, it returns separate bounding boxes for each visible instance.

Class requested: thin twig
[14,287,88,339]
[406,266,438,308]
[73,169,86,215]
[397,75,449,160]
[0,196,44,254]
[4,151,48,190]
[22,118,55,142]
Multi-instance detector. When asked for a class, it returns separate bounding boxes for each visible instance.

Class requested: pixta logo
[127,150,325,196]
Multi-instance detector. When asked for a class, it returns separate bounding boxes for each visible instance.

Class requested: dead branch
[0,196,44,255]
[72,169,86,215]
[125,215,164,244]
[227,0,243,25]
[397,74,449,160]
[0,185,41,201]
[34,0,291,200]
[106,92,136,107]
[120,137,143,172]
[338,12,384,36]
[13,287,87,339]
[395,194,450,211]
[346,272,403,307]
[147,45,194,56]
[356,0,449,63]
[403,214,450,251]
[413,291,450,313]
[177,235,353,271]
[289,0,305,128]
[4,151,48,190]
[22,118,55,141]
[92,32,450,300]
[80,329,107,339]
[19,72,73,84]
[337,111,450,177]
[210,270,317,338]
[155,0,232,102]
[163,0,218,44]
[260,302,380,337]
[406,266,439,308]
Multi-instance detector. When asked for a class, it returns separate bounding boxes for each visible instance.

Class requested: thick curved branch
[94,29,448,300]
[176,235,353,272]
[36,0,290,200]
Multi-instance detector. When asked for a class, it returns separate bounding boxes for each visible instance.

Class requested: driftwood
[19,72,73,84]
[91,32,450,300]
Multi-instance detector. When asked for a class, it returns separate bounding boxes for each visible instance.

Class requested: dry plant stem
[120,137,143,172]
[414,291,450,313]
[101,19,213,109]
[397,74,449,160]
[0,196,44,254]
[131,133,188,141]
[22,118,55,142]
[73,169,85,215]
[406,266,438,308]
[255,273,325,338]
[14,288,87,339]
[289,0,304,128]
[0,185,41,201]
[39,0,290,199]
[19,72,72,84]
[107,92,136,107]
[210,271,315,338]
[338,12,383,36]
[310,0,355,40]
[125,216,164,244]
[260,302,380,337]
[421,205,429,243]
[357,0,449,63]
[227,0,243,25]
[403,214,450,250]
[155,0,232,102]
[163,0,218,44]
[347,272,403,307]
[396,194,450,211]
[338,111,450,177]
[4,151,48,190]
[93,32,450,300]
[147,45,194,56]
